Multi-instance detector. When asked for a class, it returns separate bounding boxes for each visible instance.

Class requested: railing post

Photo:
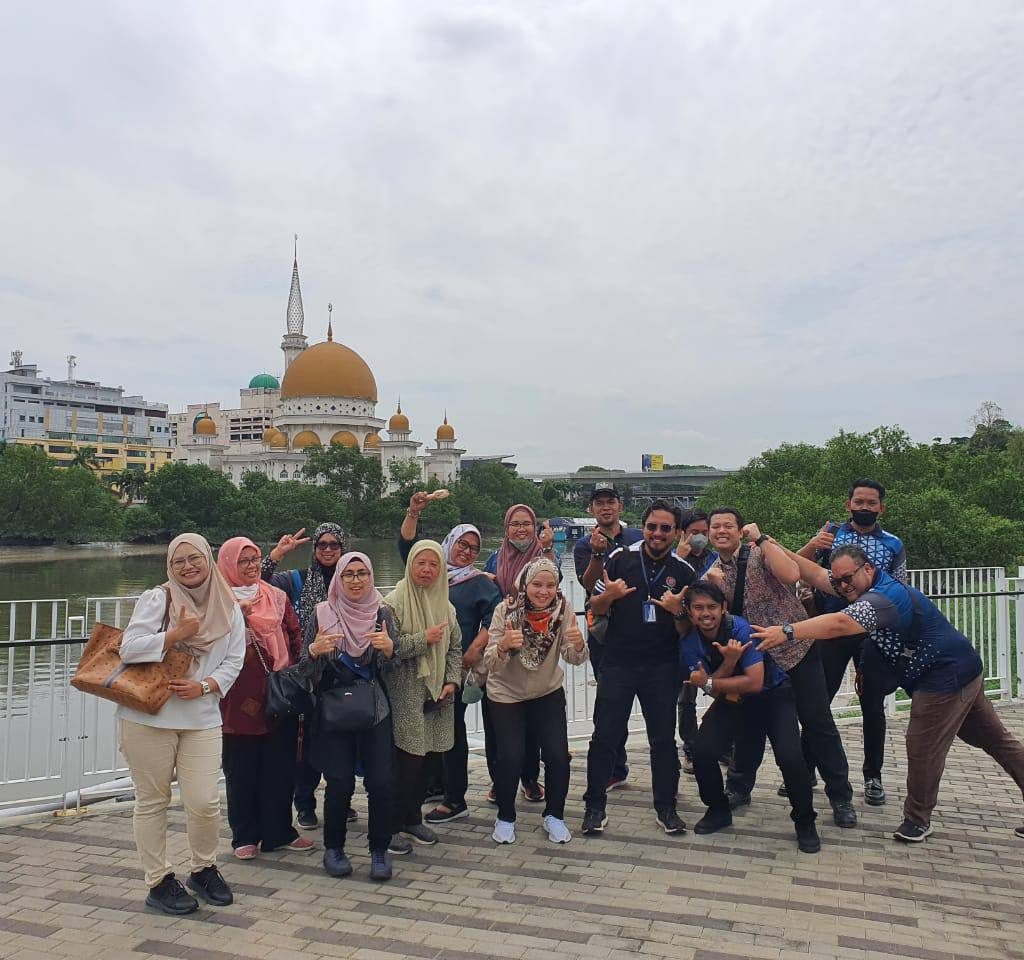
[995,574,1011,700]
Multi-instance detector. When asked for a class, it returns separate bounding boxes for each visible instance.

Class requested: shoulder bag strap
[248,628,272,676]
[158,585,172,632]
[730,544,750,616]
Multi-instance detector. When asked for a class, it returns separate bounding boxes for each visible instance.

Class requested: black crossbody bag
[315,610,386,734]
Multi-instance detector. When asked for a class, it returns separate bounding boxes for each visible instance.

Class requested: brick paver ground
[1,706,1022,960]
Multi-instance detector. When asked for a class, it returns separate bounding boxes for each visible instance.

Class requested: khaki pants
[905,675,1024,826]
[119,720,223,888]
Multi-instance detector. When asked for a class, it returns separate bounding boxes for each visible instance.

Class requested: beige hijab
[165,533,237,656]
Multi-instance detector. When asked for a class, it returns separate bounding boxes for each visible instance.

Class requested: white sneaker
[492,818,516,844]
[544,815,572,844]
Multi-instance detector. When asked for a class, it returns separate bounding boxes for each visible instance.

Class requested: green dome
[248,373,280,389]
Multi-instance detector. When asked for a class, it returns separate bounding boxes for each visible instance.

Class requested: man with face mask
[797,479,906,806]
[752,544,1024,844]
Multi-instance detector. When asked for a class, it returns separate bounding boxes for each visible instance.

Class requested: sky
[1,1,1022,472]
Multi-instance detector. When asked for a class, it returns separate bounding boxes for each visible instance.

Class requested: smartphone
[825,521,839,535]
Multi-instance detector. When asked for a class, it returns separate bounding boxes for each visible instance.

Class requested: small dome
[279,325,377,401]
[364,432,381,449]
[292,430,322,450]
[260,427,278,443]
[192,411,212,431]
[330,430,358,448]
[388,401,410,433]
[267,430,288,449]
[195,418,217,436]
[249,373,280,390]
[436,414,455,442]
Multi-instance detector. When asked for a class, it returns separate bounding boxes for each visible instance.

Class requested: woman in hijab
[382,540,462,854]
[215,537,314,861]
[117,534,245,917]
[304,553,399,882]
[483,558,587,845]
[260,521,346,829]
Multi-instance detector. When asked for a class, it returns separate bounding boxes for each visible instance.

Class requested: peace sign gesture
[270,527,310,563]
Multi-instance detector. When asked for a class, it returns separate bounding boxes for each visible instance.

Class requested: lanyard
[639,551,667,600]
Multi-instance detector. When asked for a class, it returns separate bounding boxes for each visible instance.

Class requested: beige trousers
[119,720,223,888]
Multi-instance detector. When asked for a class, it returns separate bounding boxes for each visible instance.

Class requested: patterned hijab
[495,504,544,595]
[502,557,568,671]
[216,537,290,670]
[164,533,237,657]
[316,552,385,658]
[384,540,454,700]
[441,523,484,587]
[295,522,346,631]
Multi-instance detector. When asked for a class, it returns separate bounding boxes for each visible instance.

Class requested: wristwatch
[781,623,795,643]
[703,677,714,696]
[200,680,212,696]
[755,534,770,546]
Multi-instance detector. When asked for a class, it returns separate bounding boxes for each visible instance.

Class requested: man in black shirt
[582,500,695,837]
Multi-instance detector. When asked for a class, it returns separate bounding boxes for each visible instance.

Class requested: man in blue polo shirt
[681,581,819,853]
[797,478,907,807]
[753,544,1024,843]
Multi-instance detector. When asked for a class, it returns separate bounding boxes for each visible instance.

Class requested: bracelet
[406,510,421,519]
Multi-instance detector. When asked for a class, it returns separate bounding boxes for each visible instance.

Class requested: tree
[109,468,148,503]
[972,401,1007,429]
[577,465,611,472]
[145,462,257,542]
[302,445,385,526]
[69,445,101,471]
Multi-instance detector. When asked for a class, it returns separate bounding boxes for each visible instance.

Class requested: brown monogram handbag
[71,586,193,715]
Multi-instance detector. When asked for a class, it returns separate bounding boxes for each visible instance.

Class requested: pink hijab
[216,537,290,670]
[315,552,384,658]
[495,504,544,595]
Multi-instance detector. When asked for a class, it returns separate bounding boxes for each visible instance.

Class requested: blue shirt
[843,571,983,695]
[817,521,907,614]
[679,614,786,693]
[573,524,645,593]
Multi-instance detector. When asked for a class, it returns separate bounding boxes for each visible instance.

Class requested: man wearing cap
[573,481,643,789]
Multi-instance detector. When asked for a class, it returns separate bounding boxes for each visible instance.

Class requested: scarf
[502,557,567,671]
[495,504,544,595]
[384,540,453,700]
[164,533,237,658]
[294,522,346,631]
[315,552,385,658]
[216,537,290,670]
[441,523,484,587]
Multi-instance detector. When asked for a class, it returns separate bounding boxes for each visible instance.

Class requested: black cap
[589,481,622,502]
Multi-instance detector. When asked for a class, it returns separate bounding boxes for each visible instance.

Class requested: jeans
[589,637,629,780]
[488,688,571,822]
[222,719,299,851]
[482,689,541,788]
[693,688,815,827]
[728,644,853,805]
[584,659,680,813]
[294,715,322,815]
[814,636,887,781]
[322,715,394,853]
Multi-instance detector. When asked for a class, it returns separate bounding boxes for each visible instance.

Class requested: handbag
[461,670,484,705]
[317,678,377,733]
[262,651,317,724]
[70,586,192,716]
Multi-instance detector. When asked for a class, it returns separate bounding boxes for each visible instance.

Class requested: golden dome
[292,430,322,450]
[280,326,377,401]
[266,429,288,449]
[364,432,381,449]
[388,401,409,433]
[330,430,358,448]
[436,413,455,442]
[260,427,278,443]
[195,417,217,436]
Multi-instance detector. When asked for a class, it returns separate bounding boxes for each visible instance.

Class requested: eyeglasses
[237,557,262,568]
[644,522,676,534]
[171,554,207,571]
[507,521,534,530]
[453,538,480,555]
[341,570,371,582]
[316,540,342,551]
[828,563,866,589]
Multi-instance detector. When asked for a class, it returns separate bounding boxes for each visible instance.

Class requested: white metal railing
[2,566,1021,810]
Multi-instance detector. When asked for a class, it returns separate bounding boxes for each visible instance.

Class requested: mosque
[170,246,465,491]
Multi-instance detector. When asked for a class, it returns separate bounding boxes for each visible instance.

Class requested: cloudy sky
[2,1,1021,472]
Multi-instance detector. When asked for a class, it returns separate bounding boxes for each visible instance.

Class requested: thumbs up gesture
[565,618,585,653]
[171,606,200,643]
[500,617,524,655]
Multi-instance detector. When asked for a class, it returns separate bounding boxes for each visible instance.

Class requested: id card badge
[642,600,658,624]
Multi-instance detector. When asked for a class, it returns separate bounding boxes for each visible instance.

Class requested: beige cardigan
[482,600,588,704]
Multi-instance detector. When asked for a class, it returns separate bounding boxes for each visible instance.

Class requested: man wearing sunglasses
[752,544,1024,844]
[581,499,695,837]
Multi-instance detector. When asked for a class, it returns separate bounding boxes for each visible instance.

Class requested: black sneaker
[521,780,545,803]
[725,789,751,811]
[1013,825,1023,839]
[893,819,932,843]
[581,808,607,835]
[323,848,352,878]
[145,873,198,916]
[795,822,821,854]
[832,802,857,828]
[387,834,413,855]
[296,809,319,830]
[369,850,393,882]
[402,823,438,845]
[655,809,687,835]
[424,801,469,824]
[346,806,358,823]
[864,778,886,806]
[187,865,233,906]
[694,808,733,835]
[778,776,817,797]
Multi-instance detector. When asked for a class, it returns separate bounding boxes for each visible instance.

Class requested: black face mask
[850,509,879,528]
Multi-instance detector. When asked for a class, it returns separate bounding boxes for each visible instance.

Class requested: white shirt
[116,587,245,730]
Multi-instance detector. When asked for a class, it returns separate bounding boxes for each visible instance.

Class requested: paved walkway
[1,705,1023,960]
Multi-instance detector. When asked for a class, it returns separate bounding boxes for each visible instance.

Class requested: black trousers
[294,715,322,815]
[222,720,299,851]
[322,715,393,853]
[728,644,853,805]
[481,689,541,788]
[813,636,887,781]
[393,748,427,831]
[694,687,815,827]
[588,637,629,779]
[585,659,680,813]
[488,688,571,822]
[677,682,698,755]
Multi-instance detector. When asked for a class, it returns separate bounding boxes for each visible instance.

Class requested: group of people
[114,478,1024,917]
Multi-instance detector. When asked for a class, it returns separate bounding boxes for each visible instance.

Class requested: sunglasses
[644,522,676,534]
[828,562,866,589]
[316,540,342,551]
